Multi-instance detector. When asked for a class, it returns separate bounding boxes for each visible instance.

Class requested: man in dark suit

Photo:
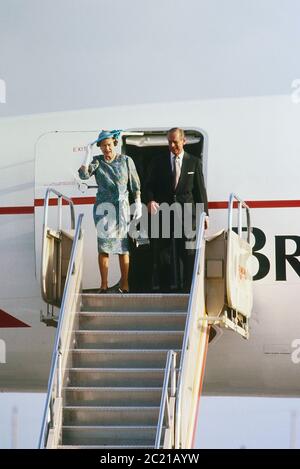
[146,128,209,292]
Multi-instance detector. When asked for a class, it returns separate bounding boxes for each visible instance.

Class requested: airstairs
[39,190,252,449]
[59,293,187,448]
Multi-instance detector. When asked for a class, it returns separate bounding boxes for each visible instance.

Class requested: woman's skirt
[93,198,130,254]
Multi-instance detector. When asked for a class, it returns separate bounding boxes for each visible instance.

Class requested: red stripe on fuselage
[2,198,300,215]
[209,200,300,209]
[0,309,30,328]
[0,206,34,215]
[33,197,95,207]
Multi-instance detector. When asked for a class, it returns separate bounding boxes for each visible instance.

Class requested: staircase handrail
[174,212,206,448]
[155,350,177,448]
[38,212,84,448]
[228,193,251,242]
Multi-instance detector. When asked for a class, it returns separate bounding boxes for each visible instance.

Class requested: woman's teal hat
[93,129,122,146]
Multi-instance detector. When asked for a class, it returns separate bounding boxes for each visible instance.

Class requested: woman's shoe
[98,288,107,294]
[118,287,129,294]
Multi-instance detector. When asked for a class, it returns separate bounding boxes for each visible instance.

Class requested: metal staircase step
[67,368,165,387]
[64,387,163,407]
[62,425,159,446]
[75,330,184,349]
[71,349,181,368]
[63,406,160,426]
[79,311,187,331]
[80,293,189,312]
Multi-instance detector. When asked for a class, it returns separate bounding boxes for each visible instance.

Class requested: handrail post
[246,207,251,244]
[238,201,242,238]
[228,193,234,234]
[57,346,62,399]
[171,353,176,398]
[58,196,62,231]
[228,193,251,242]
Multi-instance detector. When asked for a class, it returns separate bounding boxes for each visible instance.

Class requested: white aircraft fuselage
[1,94,300,395]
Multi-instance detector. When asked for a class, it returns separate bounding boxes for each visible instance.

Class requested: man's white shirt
[170,151,184,172]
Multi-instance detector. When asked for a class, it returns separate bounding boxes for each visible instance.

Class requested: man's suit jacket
[146,151,209,219]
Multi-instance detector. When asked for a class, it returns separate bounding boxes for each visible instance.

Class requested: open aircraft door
[34,128,207,295]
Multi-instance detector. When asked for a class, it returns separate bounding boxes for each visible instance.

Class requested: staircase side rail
[155,350,177,449]
[228,193,251,242]
[41,188,75,303]
[38,213,84,449]
[175,212,207,449]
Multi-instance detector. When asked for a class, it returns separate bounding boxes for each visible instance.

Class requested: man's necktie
[173,156,181,190]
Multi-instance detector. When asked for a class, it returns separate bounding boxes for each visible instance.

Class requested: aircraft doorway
[122,128,207,292]
[34,128,207,293]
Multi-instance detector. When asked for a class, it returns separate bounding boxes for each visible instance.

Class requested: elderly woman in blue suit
[78,130,141,293]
